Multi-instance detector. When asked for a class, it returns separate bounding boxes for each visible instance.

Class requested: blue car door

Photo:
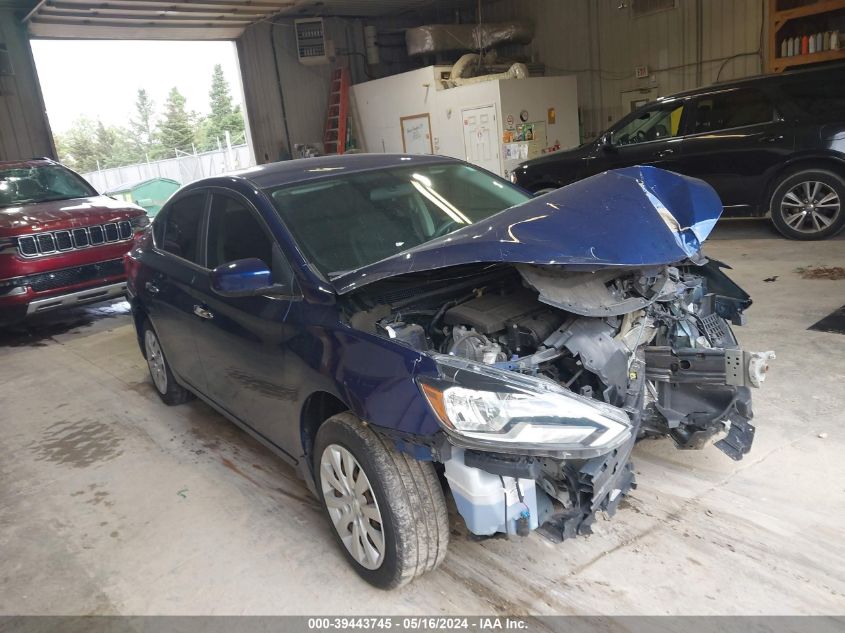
[142,191,209,393]
[188,190,304,461]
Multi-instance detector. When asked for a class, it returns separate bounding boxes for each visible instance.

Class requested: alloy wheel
[780,181,841,235]
[144,329,168,394]
[319,444,386,570]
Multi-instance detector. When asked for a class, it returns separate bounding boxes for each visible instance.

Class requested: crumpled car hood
[331,165,723,294]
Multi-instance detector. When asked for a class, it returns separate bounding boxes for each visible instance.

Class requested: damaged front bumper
[437,343,773,542]
[442,438,637,542]
[644,346,774,460]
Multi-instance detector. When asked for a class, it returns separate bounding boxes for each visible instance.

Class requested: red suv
[0,158,150,325]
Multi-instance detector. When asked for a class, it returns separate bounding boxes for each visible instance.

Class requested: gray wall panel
[238,17,368,164]
[0,9,55,161]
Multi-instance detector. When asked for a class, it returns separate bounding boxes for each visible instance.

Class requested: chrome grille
[55,231,73,251]
[18,235,38,256]
[104,222,119,242]
[36,233,56,253]
[72,228,89,247]
[15,220,136,258]
[89,226,104,245]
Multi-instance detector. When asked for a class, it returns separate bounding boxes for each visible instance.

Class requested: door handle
[760,135,783,143]
[193,305,214,320]
[145,281,160,295]
[657,148,675,158]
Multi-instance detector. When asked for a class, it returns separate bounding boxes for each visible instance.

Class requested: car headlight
[508,170,518,184]
[418,354,632,458]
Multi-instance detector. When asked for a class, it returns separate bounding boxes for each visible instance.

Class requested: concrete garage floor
[1,221,844,616]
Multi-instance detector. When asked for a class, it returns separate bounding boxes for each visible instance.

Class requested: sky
[31,40,245,133]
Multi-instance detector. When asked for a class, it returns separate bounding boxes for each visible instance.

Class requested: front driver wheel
[142,319,194,406]
[314,412,449,589]
[770,169,845,240]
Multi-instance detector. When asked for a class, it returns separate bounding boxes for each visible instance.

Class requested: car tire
[770,169,845,240]
[314,412,449,589]
[142,319,193,406]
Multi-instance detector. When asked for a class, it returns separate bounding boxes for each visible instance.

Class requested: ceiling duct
[447,52,529,87]
[406,21,534,56]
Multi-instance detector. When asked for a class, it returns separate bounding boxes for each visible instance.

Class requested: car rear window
[689,88,776,133]
[780,80,845,120]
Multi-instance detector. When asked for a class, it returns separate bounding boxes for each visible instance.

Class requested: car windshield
[266,163,530,277]
[0,164,98,208]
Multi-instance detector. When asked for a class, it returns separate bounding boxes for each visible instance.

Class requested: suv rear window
[689,88,775,134]
[780,80,845,119]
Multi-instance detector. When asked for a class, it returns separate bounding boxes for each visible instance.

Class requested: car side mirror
[599,133,614,151]
[211,258,277,298]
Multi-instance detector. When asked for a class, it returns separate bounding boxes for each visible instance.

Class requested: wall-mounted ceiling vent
[631,0,677,17]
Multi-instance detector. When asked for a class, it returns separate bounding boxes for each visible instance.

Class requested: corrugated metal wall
[236,0,766,156]
[485,0,766,140]
[238,17,370,163]
[0,9,55,161]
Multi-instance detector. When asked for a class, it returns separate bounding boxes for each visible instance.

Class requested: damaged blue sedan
[125,154,774,588]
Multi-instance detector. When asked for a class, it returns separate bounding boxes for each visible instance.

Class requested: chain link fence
[82,144,252,193]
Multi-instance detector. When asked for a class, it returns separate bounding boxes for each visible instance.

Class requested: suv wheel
[314,412,449,589]
[770,169,845,240]
[142,319,194,405]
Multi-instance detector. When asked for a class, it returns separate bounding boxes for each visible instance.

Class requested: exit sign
[635,65,649,78]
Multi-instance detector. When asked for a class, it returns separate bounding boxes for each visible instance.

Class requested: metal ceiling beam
[40,3,269,17]
[23,0,472,39]
[27,21,246,38]
[30,0,293,11]
[31,14,256,24]
[23,0,297,37]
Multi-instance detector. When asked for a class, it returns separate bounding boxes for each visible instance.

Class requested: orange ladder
[323,67,350,155]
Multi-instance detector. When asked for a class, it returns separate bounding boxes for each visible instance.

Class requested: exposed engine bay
[344,261,774,541]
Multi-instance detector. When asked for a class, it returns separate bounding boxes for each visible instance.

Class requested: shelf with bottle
[779,30,841,57]
[769,0,845,71]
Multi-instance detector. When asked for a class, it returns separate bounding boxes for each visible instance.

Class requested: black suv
[511,64,845,240]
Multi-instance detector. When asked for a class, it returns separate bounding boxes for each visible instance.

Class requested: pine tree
[156,87,195,155]
[130,88,156,155]
[199,64,245,150]
[209,64,235,128]
[56,118,141,172]
[57,117,100,172]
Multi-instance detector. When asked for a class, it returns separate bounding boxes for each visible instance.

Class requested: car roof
[654,61,845,102]
[229,153,460,190]
[0,158,57,170]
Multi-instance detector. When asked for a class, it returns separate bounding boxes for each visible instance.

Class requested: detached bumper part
[536,435,637,543]
[644,345,768,461]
